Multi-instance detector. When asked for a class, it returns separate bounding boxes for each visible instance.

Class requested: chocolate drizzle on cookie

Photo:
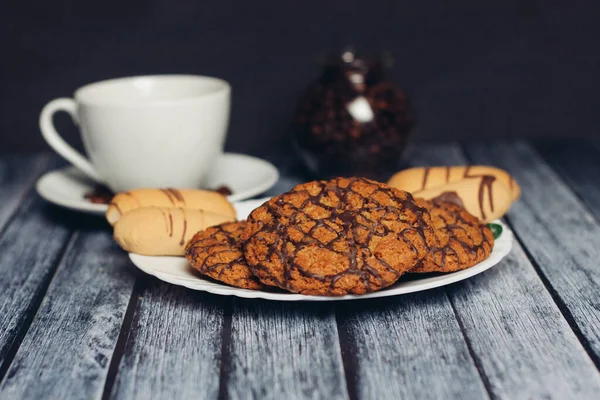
[431,191,465,208]
[161,188,184,205]
[461,167,498,220]
[422,167,431,190]
[84,185,114,204]
[477,176,496,220]
[412,201,494,273]
[243,177,437,295]
[180,218,187,246]
[185,222,264,289]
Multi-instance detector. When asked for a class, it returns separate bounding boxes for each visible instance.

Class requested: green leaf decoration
[487,223,503,240]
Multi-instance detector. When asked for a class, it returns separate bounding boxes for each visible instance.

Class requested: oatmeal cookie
[411,199,494,273]
[242,177,437,295]
[185,221,263,290]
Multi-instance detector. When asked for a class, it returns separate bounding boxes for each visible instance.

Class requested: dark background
[1,0,599,155]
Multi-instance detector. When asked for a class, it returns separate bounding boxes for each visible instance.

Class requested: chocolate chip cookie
[411,199,494,273]
[185,221,263,290]
[242,177,438,296]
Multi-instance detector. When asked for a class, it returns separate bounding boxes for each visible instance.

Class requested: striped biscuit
[106,188,236,226]
[113,207,235,256]
[412,175,513,222]
[387,166,520,200]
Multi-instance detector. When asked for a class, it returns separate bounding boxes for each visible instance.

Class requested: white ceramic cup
[39,75,231,193]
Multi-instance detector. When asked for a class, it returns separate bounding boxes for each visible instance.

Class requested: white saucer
[36,153,279,215]
[129,198,513,301]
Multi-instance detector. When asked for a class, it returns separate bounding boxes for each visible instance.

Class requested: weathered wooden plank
[108,279,224,400]
[0,229,137,400]
[0,154,52,230]
[337,291,489,400]
[447,242,600,399]
[106,159,304,400]
[224,301,349,400]
[534,139,600,220]
[223,166,350,400]
[464,140,600,369]
[334,144,489,400]
[0,193,73,377]
[413,142,600,399]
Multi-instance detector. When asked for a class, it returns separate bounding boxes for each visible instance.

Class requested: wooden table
[1,140,600,400]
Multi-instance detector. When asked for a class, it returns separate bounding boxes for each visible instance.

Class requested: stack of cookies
[185,177,496,296]
[107,188,237,256]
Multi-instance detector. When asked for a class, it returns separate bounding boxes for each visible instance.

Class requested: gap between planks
[398,142,600,399]
[106,279,226,400]
[461,140,600,367]
[0,232,77,384]
[504,216,600,370]
[0,155,74,382]
[447,296,495,396]
[461,140,600,379]
[527,140,600,368]
[216,299,234,400]
[101,279,144,400]
[335,312,359,400]
[0,229,140,399]
[332,143,490,400]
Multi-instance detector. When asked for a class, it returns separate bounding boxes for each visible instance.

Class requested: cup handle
[39,98,103,183]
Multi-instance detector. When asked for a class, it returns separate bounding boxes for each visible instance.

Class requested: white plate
[36,153,279,215]
[129,198,513,301]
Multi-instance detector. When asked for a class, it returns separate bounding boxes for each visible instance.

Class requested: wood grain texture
[0,154,52,230]
[332,144,489,400]
[337,292,489,400]
[0,194,73,375]
[2,146,600,399]
[222,164,350,399]
[109,279,225,400]
[0,230,137,400]
[464,141,600,368]
[534,139,600,220]
[410,143,600,399]
[224,301,348,400]
[448,236,600,398]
